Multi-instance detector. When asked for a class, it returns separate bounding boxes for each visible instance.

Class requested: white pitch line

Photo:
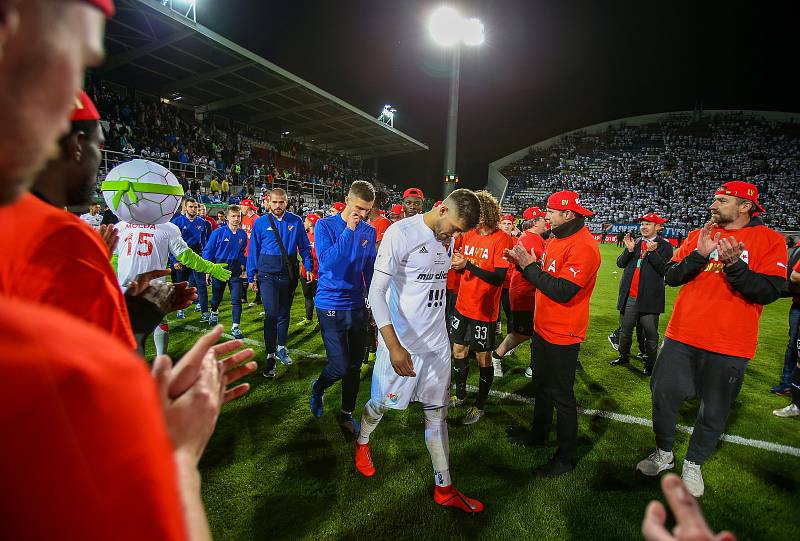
[466,384,800,458]
[172,322,800,458]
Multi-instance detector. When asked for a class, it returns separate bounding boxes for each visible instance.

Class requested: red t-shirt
[793,258,800,305]
[0,194,136,349]
[628,240,649,298]
[509,230,546,311]
[502,233,517,288]
[0,295,187,540]
[204,215,218,231]
[370,216,392,244]
[447,234,464,293]
[455,228,514,321]
[240,212,258,257]
[534,227,601,345]
[300,229,319,279]
[665,223,787,359]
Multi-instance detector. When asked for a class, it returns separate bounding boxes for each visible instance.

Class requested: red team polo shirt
[455,228,515,322]
[502,232,517,289]
[665,223,787,359]
[534,226,601,345]
[509,230,546,311]
[0,193,136,349]
[370,215,392,244]
[0,295,187,540]
[300,228,319,279]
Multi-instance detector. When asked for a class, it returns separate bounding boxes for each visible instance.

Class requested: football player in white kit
[355,189,485,513]
[115,219,231,356]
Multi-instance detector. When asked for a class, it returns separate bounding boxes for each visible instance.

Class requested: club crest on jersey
[288,225,294,231]
[362,239,369,247]
[386,392,399,405]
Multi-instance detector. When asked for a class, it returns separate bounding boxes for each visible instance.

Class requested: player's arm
[520,262,581,303]
[791,269,800,284]
[295,221,314,273]
[315,219,355,273]
[464,262,507,287]
[201,228,219,261]
[246,221,262,282]
[721,236,786,305]
[368,229,415,377]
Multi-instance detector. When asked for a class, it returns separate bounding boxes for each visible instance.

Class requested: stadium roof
[100,0,428,160]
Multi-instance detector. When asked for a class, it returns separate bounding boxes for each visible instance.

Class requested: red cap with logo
[522,206,545,220]
[501,214,515,223]
[71,90,100,122]
[636,213,667,224]
[715,181,765,213]
[403,187,424,200]
[241,199,257,211]
[546,190,593,216]
[82,0,115,17]
[433,200,443,208]
[390,204,404,215]
[306,213,320,225]
[331,201,346,212]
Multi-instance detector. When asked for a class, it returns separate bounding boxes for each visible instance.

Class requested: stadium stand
[494,110,800,235]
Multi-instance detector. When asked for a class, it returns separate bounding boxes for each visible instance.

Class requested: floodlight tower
[378,105,397,128]
[161,0,197,24]
[429,6,484,196]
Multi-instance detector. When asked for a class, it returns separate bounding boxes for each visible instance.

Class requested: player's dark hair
[227,205,241,215]
[349,180,376,202]
[445,189,481,230]
[474,190,501,230]
[373,190,386,208]
[184,197,197,204]
[270,187,287,198]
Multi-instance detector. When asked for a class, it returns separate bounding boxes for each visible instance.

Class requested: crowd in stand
[501,111,800,232]
[89,83,382,210]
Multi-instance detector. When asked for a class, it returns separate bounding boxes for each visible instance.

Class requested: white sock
[277,345,286,352]
[423,405,451,487]
[153,324,169,357]
[231,323,239,329]
[357,398,387,445]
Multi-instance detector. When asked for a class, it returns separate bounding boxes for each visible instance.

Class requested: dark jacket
[616,236,674,314]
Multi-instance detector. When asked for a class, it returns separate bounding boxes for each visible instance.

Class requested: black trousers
[531,331,580,463]
[651,338,747,464]
[619,296,660,367]
[300,277,317,321]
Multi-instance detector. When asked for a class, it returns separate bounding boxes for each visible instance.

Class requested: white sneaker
[524,366,533,378]
[504,346,516,357]
[492,358,503,378]
[461,406,484,425]
[773,403,800,417]
[248,302,257,308]
[636,448,674,476]
[681,460,704,497]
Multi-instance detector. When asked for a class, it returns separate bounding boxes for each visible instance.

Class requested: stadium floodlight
[429,6,463,47]
[428,6,484,196]
[378,105,397,128]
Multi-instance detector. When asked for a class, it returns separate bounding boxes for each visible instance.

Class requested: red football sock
[433,484,484,513]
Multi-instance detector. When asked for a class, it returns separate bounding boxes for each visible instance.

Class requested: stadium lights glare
[429,6,484,47]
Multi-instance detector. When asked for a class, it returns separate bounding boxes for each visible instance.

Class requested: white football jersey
[80,212,102,229]
[372,214,451,355]
[115,221,190,287]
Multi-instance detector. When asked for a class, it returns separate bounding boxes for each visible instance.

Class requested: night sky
[200,1,797,197]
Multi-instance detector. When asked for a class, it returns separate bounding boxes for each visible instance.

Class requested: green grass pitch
[152,243,800,540]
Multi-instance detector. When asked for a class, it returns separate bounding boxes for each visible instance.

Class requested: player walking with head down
[449,191,515,425]
[353,189,484,513]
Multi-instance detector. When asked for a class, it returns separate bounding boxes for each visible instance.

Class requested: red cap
[403,187,424,200]
[306,213,320,225]
[433,200,443,208]
[390,204,404,215]
[546,190,593,216]
[636,213,667,224]
[715,181,765,213]
[82,0,115,17]
[379,210,386,216]
[501,214,515,223]
[331,202,346,212]
[522,206,545,220]
[241,199,257,211]
[71,91,100,122]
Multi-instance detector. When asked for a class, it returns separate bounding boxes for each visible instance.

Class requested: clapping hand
[717,236,745,267]
[98,224,119,256]
[645,240,658,252]
[505,244,538,268]
[624,232,636,252]
[696,222,721,258]
[451,251,466,270]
